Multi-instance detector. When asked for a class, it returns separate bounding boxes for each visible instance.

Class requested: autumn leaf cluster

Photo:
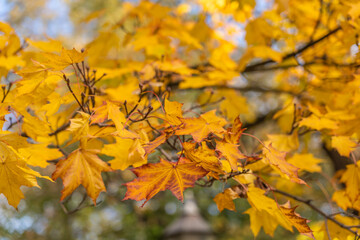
[1,0,360,239]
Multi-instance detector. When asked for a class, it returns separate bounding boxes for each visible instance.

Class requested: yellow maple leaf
[28,38,63,53]
[164,99,183,125]
[52,147,112,203]
[332,190,353,211]
[331,136,357,157]
[245,207,293,237]
[239,46,282,71]
[18,143,63,168]
[102,137,147,170]
[340,161,360,203]
[321,215,360,240]
[219,90,250,121]
[247,187,278,213]
[0,140,51,208]
[67,112,91,143]
[299,115,338,130]
[267,131,300,152]
[42,48,87,71]
[245,187,293,236]
[213,188,239,212]
[287,153,323,173]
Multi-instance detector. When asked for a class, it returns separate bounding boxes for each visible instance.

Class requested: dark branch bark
[243,26,341,72]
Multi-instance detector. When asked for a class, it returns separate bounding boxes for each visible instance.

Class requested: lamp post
[163,192,214,240]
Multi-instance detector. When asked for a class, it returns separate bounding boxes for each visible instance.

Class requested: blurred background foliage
[0,0,335,239]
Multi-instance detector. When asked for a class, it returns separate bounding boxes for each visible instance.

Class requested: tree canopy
[0,0,360,239]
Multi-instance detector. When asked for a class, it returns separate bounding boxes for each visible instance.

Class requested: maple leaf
[18,143,64,168]
[91,102,139,139]
[214,116,247,170]
[0,132,29,150]
[67,112,91,141]
[101,137,147,170]
[245,207,293,237]
[322,215,360,240]
[91,101,127,130]
[247,187,278,213]
[340,161,360,203]
[175,110,227,142]
[216,141,246,171]
[182,142,223,174]
[298,115,338,130]
[42,48,88,71]
[331,136,357,157]
[0,140,51,208]
[164,99,183,125]
[123,158,208,206]
[213,188,239,212]
[332,190,353,211]
[224,116,246,144]
[245,187,293,236]
[143,134,167,155]
[266,131,299,152]
[52,148,112,204]
[280,201,315,239]
[287,153,323,173]
[16,60,48,82]
[263,143,306,184]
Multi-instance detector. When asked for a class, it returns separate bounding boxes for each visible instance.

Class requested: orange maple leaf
[123,158,208,206]
[183,142,223,174]
[175,110,227,142]
[224,116,246,144]
[263,143,305,184]
[216,116,247,170]
[216,141,246,171]
[280,201,315,239]
[143,134,167,155]
[52,148,112,204]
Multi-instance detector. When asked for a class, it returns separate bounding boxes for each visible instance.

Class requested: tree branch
[243,26,341,71]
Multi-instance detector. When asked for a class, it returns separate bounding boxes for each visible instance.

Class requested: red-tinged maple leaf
[123,158,208,206]
[280,201,315,239]
[143,134,167,155]
[224,116,246,144]
[52,148,112,204]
